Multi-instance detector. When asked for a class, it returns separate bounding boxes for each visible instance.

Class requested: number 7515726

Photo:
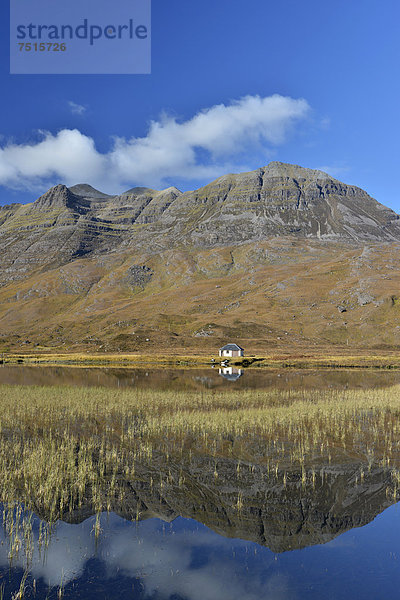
[18,42,67,51]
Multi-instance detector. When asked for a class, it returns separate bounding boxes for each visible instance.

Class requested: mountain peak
[68,184,111,199]
[33,184,73,210]
[263,161,335,182]
[159,186,182,195]
[122,186,155,196]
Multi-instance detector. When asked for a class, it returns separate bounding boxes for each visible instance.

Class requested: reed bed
[0,384,399,519]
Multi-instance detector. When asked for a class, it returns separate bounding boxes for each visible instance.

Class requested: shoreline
[2,351,400,370]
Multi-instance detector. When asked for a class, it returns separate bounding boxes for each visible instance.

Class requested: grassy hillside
[1,237,400,353]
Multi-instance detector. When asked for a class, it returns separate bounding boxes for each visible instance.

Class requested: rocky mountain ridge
[1,161,399,279]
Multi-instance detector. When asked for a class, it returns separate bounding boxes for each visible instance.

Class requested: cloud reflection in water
[0,511,290,600]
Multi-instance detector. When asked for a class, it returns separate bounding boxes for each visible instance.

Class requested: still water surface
[1,366,399,598]
[1,364,400,390]
[1,505,400,599]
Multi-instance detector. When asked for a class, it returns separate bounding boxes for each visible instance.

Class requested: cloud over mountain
[0,94,309,193]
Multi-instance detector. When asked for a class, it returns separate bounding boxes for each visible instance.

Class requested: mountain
[1,162,400,352]
[153,162,400,245]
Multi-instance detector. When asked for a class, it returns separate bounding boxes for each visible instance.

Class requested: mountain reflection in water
[1,500,400,600]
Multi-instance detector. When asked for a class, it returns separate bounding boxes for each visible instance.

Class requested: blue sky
[0,0,399,210]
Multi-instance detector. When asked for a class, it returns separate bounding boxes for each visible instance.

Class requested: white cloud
[0,129,105,188]
[0,94,310,193]
[68,101,87,115]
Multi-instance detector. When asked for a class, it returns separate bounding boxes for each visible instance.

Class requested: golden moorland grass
[2,240,400,354]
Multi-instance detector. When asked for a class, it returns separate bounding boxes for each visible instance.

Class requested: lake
[0,367,399,598]
[2,364,400,390]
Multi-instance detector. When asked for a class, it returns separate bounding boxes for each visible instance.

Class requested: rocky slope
[1,162,400,351]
